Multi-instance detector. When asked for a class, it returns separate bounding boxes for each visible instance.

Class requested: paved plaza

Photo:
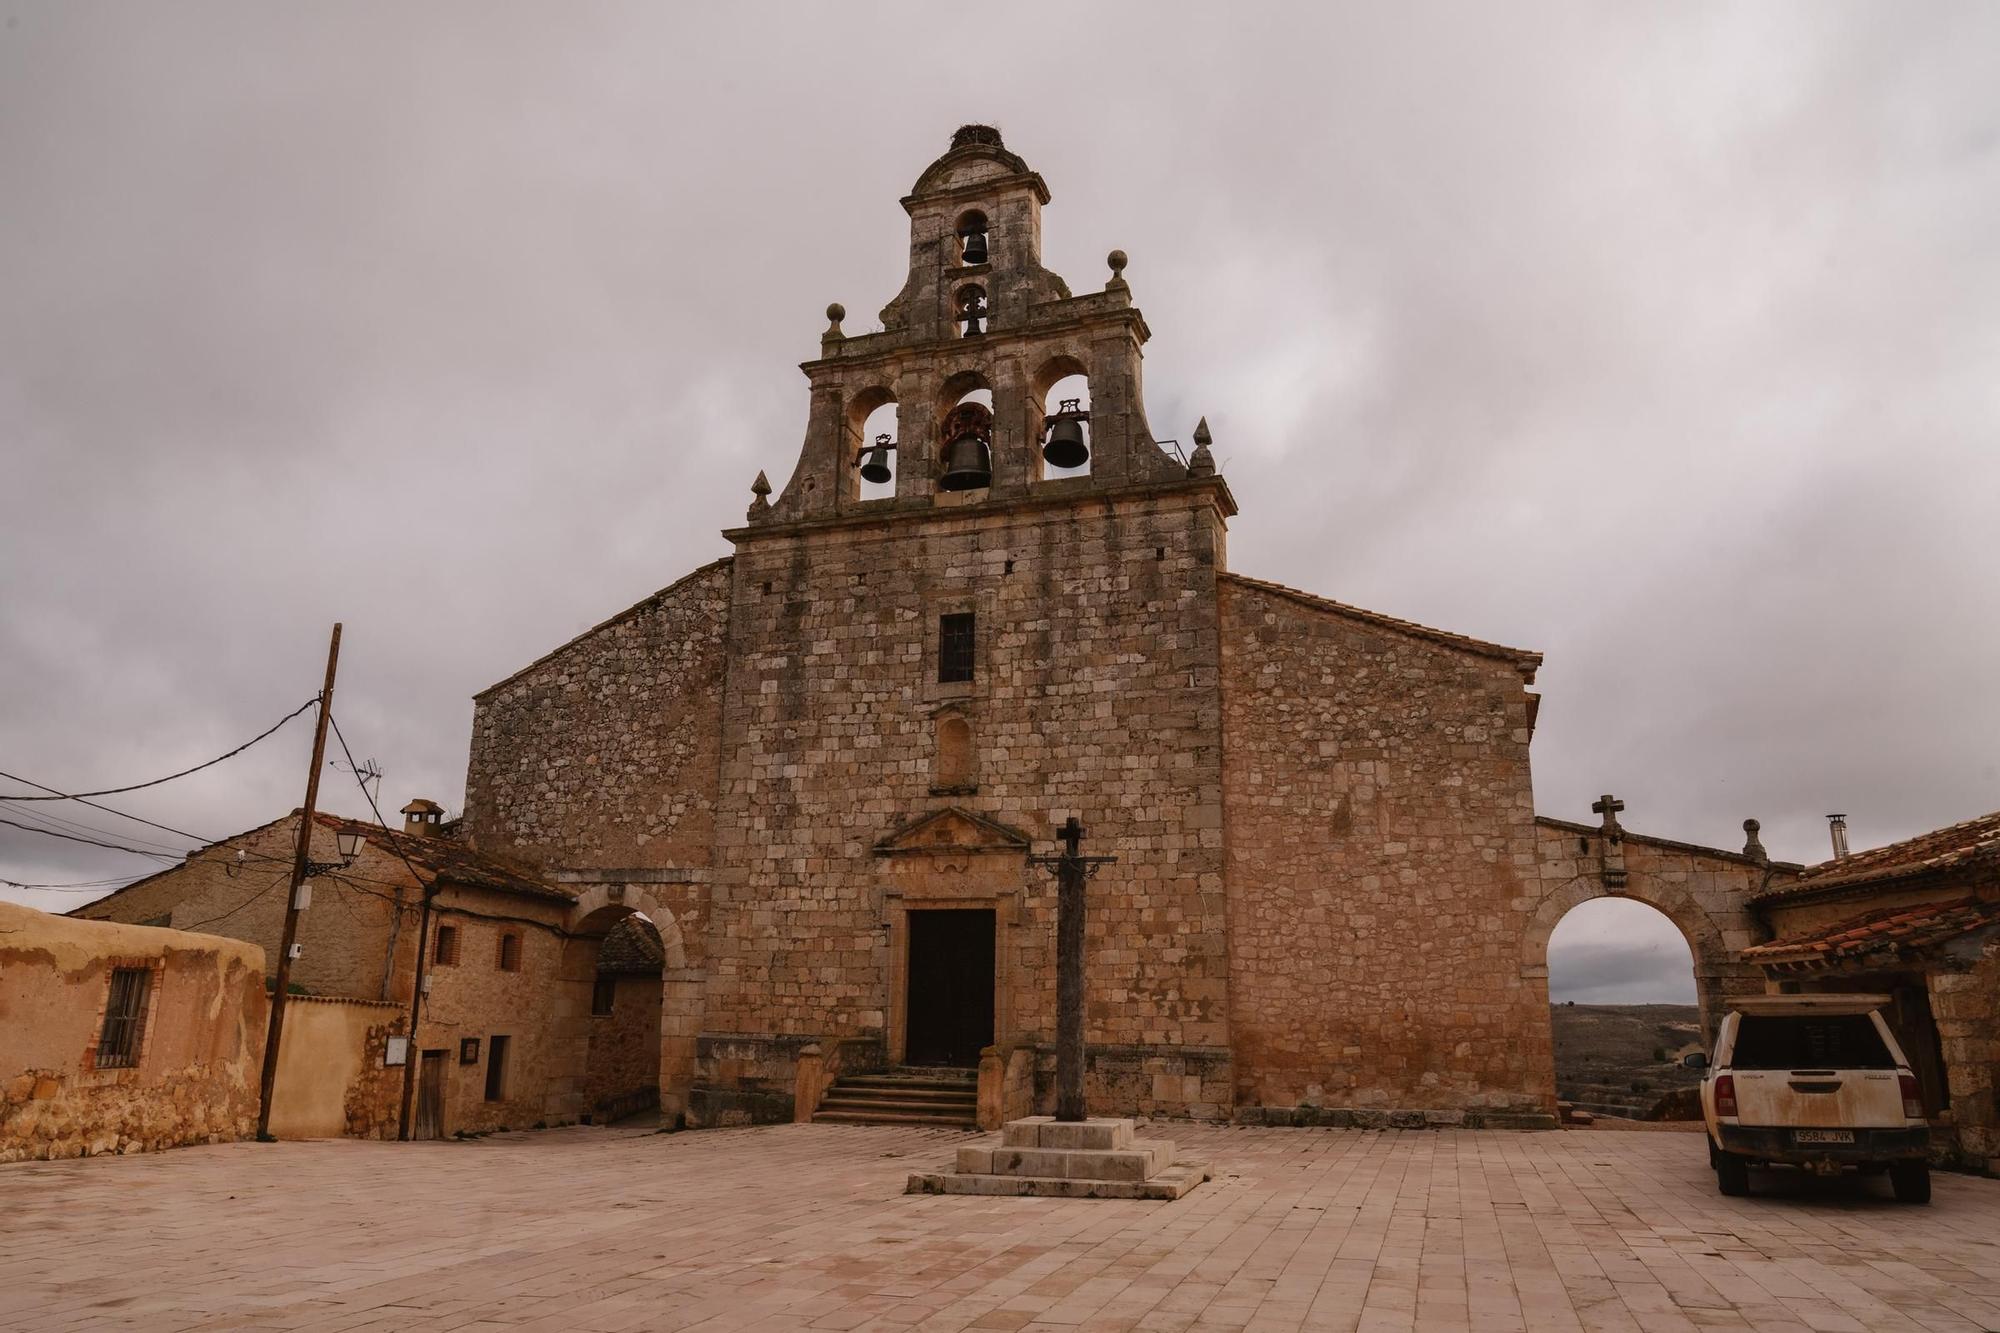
[4,1122,1999,1332]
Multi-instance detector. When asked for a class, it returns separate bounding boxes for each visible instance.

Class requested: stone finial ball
[1107,250,1128,274]
[826,303,846,322]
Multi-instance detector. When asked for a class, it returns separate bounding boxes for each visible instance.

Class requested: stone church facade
[458,127,1774,1130]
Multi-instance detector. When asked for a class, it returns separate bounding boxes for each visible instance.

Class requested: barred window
[939,612,975,683]
[496,932,521,972]
[96,967,151,1069]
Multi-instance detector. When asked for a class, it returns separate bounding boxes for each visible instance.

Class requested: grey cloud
[4,4,1996,940]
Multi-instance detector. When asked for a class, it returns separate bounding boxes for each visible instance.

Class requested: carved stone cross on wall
[1591,793,1629,889]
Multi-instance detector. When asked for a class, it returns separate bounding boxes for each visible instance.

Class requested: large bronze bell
[1042,398,1091,470]
[961,227,988,265]
[858,434,895,485]
[939,432,992,491]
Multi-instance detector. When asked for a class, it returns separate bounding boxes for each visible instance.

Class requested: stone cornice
[724,475,1238,546]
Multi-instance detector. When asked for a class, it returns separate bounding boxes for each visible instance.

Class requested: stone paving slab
[3,1123,1999,1331]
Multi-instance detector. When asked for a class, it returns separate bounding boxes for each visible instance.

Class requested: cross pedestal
[907,819,1210,1200]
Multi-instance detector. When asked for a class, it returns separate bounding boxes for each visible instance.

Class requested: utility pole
[396,884,435,1140]
[256,623,341,1141]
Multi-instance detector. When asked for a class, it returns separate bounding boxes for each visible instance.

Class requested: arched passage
[552,885,700,1125]
[1545,897,1703,1119]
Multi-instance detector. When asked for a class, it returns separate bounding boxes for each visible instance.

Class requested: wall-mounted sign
[384,1036,408,1067]
[459,1037,481,1065]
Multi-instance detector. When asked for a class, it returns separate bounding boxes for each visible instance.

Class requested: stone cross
[1591,793,1628,889]
[1031,817,1116,1122]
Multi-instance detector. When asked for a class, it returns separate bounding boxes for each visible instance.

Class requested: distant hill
[1551,1003,1704,1119]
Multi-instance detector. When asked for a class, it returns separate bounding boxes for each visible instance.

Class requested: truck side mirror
[1682,1051,1709,1071]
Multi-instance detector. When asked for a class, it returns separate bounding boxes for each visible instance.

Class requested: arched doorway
[551,885,699,1126]
[1545,897,1702,1120]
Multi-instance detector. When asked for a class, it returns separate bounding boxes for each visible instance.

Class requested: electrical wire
[0,816,183,860]
[0,697,318,800]
[179,867,293,930]
[0,797,194,856]
[0,769,224,848]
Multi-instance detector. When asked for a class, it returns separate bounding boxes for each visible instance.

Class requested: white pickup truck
[1698,994,1930,1202]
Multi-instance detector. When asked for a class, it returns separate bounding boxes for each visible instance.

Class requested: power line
[0,797,193,856]
[0,816,183,860]
[0,875,145,892]
[180,867,292,930]
[0,697,319,801]
[0,769,222,848]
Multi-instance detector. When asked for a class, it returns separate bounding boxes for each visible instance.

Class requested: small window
[459,1036,481,1065]
[939,612,975,684]
[1730,1014,1895,1070]
[496,932,521,972]
[433,924,459,966]
[485,1035,510,1101]
[96,967,152,1069]
[591,976,616,1016]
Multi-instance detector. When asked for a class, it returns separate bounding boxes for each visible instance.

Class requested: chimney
[402,798,444,838]
[1827,813,1849,860]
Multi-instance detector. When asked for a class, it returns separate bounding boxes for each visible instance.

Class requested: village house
[74,801,667,1139]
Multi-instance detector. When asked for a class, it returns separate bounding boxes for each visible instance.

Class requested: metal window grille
[97,967,151,1069]
[497,932,521,972]
[938,612,976,683]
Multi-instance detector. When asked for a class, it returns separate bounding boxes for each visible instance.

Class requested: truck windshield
[1729,1013,1895,1070]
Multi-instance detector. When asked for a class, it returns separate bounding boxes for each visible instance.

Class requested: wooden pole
[256,622,341,1141]
[1054,817,1086,1123]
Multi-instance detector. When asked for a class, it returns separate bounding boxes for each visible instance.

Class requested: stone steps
[907,1115,1212,1200]
[813,1068,978,1128]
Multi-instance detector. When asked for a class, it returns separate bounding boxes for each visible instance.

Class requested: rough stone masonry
[459,126,1761,1130]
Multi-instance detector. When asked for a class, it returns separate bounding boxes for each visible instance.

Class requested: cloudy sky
[3,3,1994,1002]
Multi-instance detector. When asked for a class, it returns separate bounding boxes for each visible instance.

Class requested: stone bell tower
[746,123,1204,524]
[698,126,1237,1127]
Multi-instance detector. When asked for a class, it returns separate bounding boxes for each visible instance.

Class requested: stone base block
[908,1161,1212,1200]
[912,1116,1209,1201]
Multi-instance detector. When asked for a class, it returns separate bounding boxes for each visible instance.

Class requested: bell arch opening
[953,283,989,338]
[844,387,898,502]
[1544,897,1705,1123]
[937,379,994,495]
[955,209,989,266]
[1033,356,1091,479]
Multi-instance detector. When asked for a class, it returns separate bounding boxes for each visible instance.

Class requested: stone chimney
[402,798,444,838]
[1827,813,1850,860]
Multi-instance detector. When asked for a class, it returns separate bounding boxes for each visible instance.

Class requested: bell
[938,433,992,491]
[961,309,984,337]
[1043,417,1088,470]
[961,228,988,265]
[858,436,894,485]
[1042,398,1091,470]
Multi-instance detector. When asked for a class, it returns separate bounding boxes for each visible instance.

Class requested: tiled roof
[314,813,572,904]
[1753,809,2000,901]
[595,914,665,975]
[1741,895,2000,969]
[1221,573,1542,672]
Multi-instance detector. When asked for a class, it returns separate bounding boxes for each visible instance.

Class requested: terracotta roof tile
[595,914,665,975]
[313,813,571,904]
[1741,895,2000,967]
[1753,809,2000,901]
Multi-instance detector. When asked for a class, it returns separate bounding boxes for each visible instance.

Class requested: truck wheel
[1889,1161,1931,1204]
[1707,1139,1719,1169]
[1716,1153,1750,1197]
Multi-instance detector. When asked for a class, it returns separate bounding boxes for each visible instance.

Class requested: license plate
[1794,1129,1854,1145]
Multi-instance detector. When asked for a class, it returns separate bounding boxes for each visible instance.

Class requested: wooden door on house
[415,1049,447,1140]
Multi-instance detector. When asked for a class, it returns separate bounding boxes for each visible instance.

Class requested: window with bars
[433,924,459,966]
[938,612,976,683]
[496,932,521,972]
[96,967,151,1069]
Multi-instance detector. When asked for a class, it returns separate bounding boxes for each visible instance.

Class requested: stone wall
[0,902,267,1163]
[463,559,733,873]
[701,485,1234,1122]
[73,813,413,1003]
[1218,575,1549,1122]
[412,885,573,1135]
[266,995,406,1140]
[582,973,662,1116]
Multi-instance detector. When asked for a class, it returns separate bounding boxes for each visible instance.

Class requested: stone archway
[551,884,701,1124]
[1525,813,1774,1113]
